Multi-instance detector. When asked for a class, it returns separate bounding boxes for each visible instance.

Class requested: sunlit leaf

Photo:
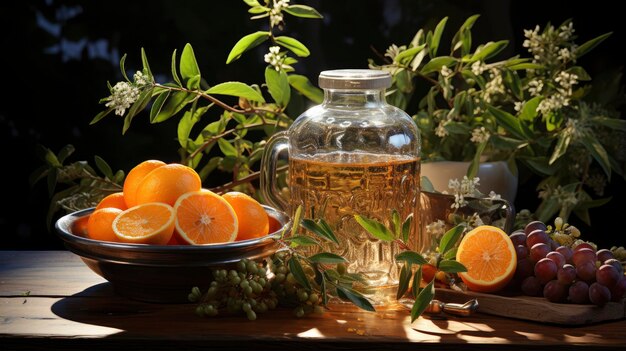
[308,253,347,264]
[226,31,270,64]
[288,74,323,103]
[396,251,428,265]
[284,4,323,18]
[410,279,434,322]
[576,32,612,58]
[439,225,464,255]
[354,215,394,241]
[274,36,310,57]
[265,66,291,107]
[206,82,266,102]
[336,286,375,312]
[94,155,113,180]
[429,17,448,57]
[438,260,467,273]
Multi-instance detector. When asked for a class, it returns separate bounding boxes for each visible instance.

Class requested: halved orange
[456,225,517,293]
[174,189,238,245]
[112,203,175,245]
[222,192,269,241]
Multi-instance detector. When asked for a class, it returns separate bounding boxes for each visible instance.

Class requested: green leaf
[522,156,557,176]
[429,17,448,57]
[590,116,626,131]
[123,87,153,134]
[290,205,303,238]
[286,235,319,247]
[152,90,193,124]
[29,165,48,187]
[576,32,612,59]
[391,209,401,237]
[283,4,323,18]
[443,247,458,260]
[506,62,544,71]
[438,260,467,273]
[536,197,560,223]
[439,225,464,255]
[150,90,171,123]
[94,155,113,179]
[410,266,422,299]
[180,43,201,84]
[487,105,529,140]
[394,44,426,65]
[467,140,487,179]
[354,215,394,241]
[396,251,428,266]
[335,286,375,312]
[469,40,508,62]
[140,47,152,77]
[288,257,311,290]
[243,0,261,6]
[581,134,611,179]
[198,156,222,181]
[90,108,114,125]
[421,56,457,75]
[402,214,413,243]
[519,96,541,122]
[410,279,435,322]
[274,36,310,57]
[217,138,238,157]
[36,145,61,167]
[300,219,339,244]
[119,53,130,82]
[397,264,411,300]
[171,49,182,86]
[178,105,209,149]
[308,253,347,264]
[549,130,572,165]
[288,74,323,103]
[503,69,523,100]
[248,6,268,14]
[265,66,291,107]
[206,82,266,102]
[226,31,270,64]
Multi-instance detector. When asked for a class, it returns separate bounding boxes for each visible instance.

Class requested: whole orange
[123,160,166,208]
[135,164,202,206]
[222,192,269,241]
[95,192,128,211]
[87,208,123,242]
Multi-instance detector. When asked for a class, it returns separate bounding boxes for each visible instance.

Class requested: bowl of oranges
[55,160,290,303]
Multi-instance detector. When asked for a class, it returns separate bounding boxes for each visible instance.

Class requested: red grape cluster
[509,221,626,306]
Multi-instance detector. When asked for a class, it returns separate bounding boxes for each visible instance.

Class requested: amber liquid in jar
[289,152,421,305]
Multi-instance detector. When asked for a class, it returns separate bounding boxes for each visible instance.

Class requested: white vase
[421,161,518,203]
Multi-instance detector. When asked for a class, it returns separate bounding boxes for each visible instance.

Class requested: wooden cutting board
[435,288,626,325]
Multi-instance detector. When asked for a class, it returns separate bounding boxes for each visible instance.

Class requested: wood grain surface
[1,251,625,350]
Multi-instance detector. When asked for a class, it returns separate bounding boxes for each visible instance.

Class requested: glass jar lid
[318,69,391,90]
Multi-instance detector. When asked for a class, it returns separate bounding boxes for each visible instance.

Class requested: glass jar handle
[260,131,289,212]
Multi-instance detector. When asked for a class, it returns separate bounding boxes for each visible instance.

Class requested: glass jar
[261,69,422,306]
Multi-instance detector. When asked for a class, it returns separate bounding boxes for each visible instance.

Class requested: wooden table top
[1,250,625,350]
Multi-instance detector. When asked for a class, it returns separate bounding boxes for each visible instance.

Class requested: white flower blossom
[471,60,486,75]
[133,71,150,87]
[270,0,289,27]
[448,176,481,209]
[440,65,453,78]
[514,101,525,112]
[555,71,579,96]
[527,79,544,97]
[482,69,505,103]
[426,220,447,239]
[104,81,140,116]
[435,121,449,137]
[488,191,502,200]
[557,47,573,63]
[536,93,570,115]
[384,44,405,60]
[470,126,490,144]
[558,22,575,40]
[264,46,288,71]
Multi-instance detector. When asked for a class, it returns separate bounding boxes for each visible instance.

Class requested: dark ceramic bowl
[55,206,289,303]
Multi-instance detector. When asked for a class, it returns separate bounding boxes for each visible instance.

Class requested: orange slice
[222,192,269,241]
[174,190,238,245]
[95,192,128,211]
[112,203,175,245]
[456,225,517,293]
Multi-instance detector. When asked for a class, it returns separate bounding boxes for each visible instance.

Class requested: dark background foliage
[1,0,624,249]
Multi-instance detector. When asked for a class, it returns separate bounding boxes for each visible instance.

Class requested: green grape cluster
[188,258,278,321]
[189,252,325,320]
[268,251,324,318]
